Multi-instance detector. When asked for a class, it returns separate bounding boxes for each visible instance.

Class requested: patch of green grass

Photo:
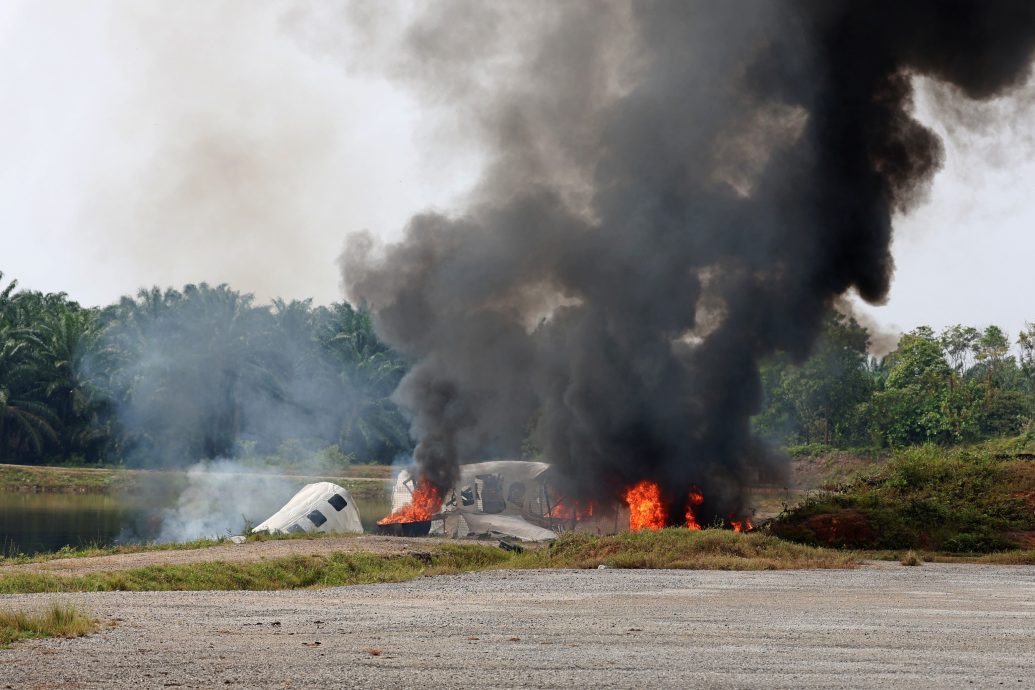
[770,444,1035,552]
[0,545,512,593]
[0,462,393,496]
[243,530,361,544]
[785,443,837,458]
[0,603,96,646]
[0,463,138,494]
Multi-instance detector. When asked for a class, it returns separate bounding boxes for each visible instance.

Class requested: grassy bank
[0,537,236,566]
[530,529,857,570]
[0,464,148,494]
[770,444,1035,552]
[0,462,394,496]
[0,530,857,593]
[0,603,96,647]
[0,528,370,566]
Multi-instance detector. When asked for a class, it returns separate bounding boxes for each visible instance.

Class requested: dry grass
[527,529,859,570]
[942,550,1035,565]
[899,550,923,566]
[0,603,96,646]
[862,548,1035,565]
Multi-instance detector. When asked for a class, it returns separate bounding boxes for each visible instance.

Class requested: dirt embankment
[0,535,449,576]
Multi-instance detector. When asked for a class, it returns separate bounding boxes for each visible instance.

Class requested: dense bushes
[769,445,1035,552]
[756,314,1035,448]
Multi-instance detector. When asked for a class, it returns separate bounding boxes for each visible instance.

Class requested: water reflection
[0,492,393,556]
[0,493,154,556]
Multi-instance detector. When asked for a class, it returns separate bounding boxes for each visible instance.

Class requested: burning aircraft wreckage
[252,461,731,543]
[376,461,743,541]
[262,1,1035,542]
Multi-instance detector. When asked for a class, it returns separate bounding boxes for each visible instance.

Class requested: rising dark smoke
[341,1,1035,523]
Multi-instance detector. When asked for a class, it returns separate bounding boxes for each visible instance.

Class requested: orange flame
[685,488,704,531]
[729,518,753,533]
[625,480,666,531]
[378,481,441,525]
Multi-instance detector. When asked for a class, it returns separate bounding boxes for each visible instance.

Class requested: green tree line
[0,270,410,466]
[4,266,1033,467]
[756,313,1035,448]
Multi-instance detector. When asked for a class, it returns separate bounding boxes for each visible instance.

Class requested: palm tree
[35,306,113,461]
[0,271,17,322]
[317,303,410,460]
[0,323,59,461]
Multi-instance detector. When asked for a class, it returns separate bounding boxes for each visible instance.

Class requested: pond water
[0,491,394,556]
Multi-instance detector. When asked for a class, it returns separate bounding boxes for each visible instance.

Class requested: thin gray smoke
[341,1,1035,523]
[156,459,296,543]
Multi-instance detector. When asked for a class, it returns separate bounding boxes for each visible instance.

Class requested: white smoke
[156,459,296,543]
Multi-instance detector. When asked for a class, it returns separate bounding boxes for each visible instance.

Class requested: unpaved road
[1,536,451,575]
[2,564,1034,689]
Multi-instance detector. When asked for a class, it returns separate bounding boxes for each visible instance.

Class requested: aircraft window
[327,494,347,511]
[288,524,306,534]
[507,482,526,505]
[307,509,328,527]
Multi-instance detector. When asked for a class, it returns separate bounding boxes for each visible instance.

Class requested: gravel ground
[2,563,1033,689]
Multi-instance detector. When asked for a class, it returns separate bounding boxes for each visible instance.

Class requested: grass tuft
[899,550,923,566]
[0,603,96,647]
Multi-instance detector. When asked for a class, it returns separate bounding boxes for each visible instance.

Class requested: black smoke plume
[341,1,1035,523]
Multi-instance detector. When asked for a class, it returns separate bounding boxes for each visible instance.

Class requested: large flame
[685,488,704,531]
[378,481,441,525]
[622,480,751,533]
[625,480,666,531]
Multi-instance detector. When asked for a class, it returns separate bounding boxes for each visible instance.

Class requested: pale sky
[2,2,1034,344]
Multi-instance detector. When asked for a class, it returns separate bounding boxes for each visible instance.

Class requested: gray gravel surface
[1,563,1033,689]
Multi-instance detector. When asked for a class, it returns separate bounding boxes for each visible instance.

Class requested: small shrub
[0,604,96,646]
[900,550,923,566]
